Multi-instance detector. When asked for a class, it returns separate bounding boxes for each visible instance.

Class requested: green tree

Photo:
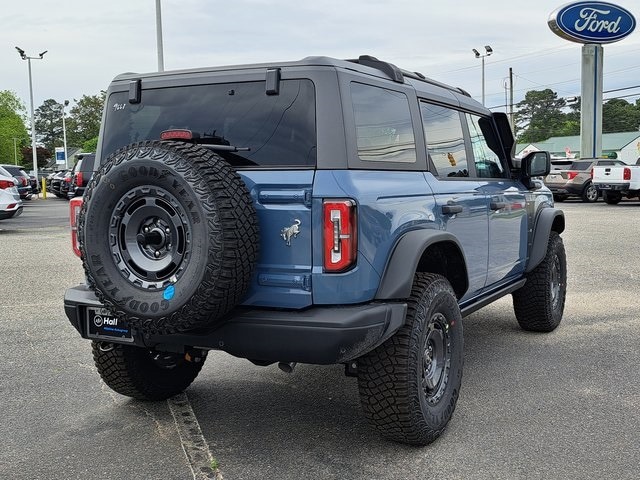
[82,136,98,152]
[0,90,29,165]
[602,98,640,133]
[515,89,567,143]
[67,92,106,148]
[34,98,64,154]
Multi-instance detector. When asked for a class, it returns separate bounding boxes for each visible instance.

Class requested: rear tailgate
[592,165,626,186]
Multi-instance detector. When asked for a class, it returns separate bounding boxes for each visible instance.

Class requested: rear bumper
[594,182,631,191]
[64,284,407,365]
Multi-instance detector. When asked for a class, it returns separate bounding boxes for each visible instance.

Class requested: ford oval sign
[549,2,636,43]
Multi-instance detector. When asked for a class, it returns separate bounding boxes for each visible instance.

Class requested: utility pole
[509,67,515,134]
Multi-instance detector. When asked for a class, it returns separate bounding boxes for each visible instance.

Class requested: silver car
[544,158,625,203]
[0,166,23,219]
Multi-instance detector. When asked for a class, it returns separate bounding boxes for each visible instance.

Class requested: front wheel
[513,231,566,332]
[92,341,206,400]
[357,273,464,445]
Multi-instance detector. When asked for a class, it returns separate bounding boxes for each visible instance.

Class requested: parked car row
[46,153,96,200]
[543,158,627,203]
[0,164,35,200]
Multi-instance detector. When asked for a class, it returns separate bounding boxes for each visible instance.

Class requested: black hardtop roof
[112,55,471,98]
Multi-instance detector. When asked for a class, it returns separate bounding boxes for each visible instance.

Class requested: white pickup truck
[592,162,640,204]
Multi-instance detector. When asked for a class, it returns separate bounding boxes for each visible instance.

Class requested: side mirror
[522,151,550,178]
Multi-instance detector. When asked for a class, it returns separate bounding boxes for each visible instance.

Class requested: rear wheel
[581,182,598,203]
[602,191,622,205]
[92,341,206,400]
[513,232,566,332]
[357,273,463,445]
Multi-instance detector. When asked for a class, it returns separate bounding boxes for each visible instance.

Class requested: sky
[1,0,639,115]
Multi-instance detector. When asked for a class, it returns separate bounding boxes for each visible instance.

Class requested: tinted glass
[102,80,316,167]
[420,103,467,177]
[351,83,416,163]
[466,114,506,178]
[569,161,592,170]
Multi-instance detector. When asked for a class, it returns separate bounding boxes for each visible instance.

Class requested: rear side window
[569,161,592,170]
[101,80,316,167]
[420,102,468,177]
[350,83,416,163]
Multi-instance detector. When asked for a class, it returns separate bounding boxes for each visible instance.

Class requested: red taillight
[590,168,594,179]
[0,179,14,189]
[161,129,193,140]
[323,199,357,273]
[69,197,83,257]
[623,167,631,181]
[75,171,84,187]
[566,171,579,180]
[6,203,16,209]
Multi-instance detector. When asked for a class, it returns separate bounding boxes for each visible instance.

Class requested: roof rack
[346,55,404,83]
[346,55,471,98]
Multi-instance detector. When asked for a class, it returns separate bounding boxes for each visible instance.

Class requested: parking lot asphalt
[1,197,639,479]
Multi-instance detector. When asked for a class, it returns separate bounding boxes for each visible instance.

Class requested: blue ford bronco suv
[64,55,566,445]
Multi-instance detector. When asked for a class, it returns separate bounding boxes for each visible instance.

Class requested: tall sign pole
[548,2,636,158]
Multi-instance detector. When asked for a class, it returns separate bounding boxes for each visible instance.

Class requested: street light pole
[15,47,47,180]
[472,45,493,106]
[61,100,69,169]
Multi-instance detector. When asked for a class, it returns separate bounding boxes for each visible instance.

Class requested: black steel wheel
[513,231,567,332]
[357,273,464,445]
[79,141,259,334]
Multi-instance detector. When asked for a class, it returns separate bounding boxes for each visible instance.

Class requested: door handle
[442,204,463,214]
[490,201,507,210]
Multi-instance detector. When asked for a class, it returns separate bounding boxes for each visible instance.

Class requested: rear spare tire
[79,141,259,335]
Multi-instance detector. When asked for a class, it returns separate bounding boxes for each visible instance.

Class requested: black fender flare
[375,230,468,300]
[526,207,565,272]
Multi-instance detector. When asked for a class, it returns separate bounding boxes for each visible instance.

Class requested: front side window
[420,102,467,177]
[466,113,506,178]
[351,83,416,163]
[101,79,317,167]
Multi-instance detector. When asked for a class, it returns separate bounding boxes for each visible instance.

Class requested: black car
[68,153,96,198]
[59,170,73,198]
[0,164,32,200]
[50,170,69,198]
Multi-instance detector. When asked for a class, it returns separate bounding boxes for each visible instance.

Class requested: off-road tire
[92,341,206,400]
[513,231,566,332]
[602,191,622,205]
[581,182,598,203]
[357,273,464,445]
[79,141,259,335]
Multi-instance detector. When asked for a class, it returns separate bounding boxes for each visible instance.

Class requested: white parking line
[167,392,222,480]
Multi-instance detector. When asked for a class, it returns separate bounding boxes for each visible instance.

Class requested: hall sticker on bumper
[86,307,133,342]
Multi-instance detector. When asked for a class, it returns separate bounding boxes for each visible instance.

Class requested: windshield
[102,79,316,168]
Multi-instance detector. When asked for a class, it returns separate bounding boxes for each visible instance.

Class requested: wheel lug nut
[154,251,160,258]
[144,227,150,233]
[165,228,170,234]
